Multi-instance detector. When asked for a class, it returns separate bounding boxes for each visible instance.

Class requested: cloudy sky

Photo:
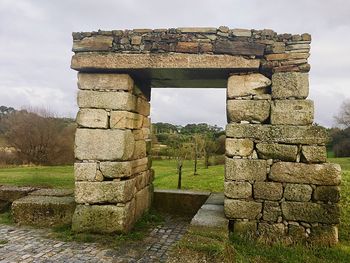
[0,0,349,128]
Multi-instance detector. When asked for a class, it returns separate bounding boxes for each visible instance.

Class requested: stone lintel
[71,53,260,71]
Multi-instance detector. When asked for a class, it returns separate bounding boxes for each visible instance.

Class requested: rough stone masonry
[71,26,340,245]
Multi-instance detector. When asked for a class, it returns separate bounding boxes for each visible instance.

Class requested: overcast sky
[0,0,349,128]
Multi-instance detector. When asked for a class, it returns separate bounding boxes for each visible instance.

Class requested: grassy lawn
[0,165,74,189]
[152,159,224,192]
[0,160,224,191]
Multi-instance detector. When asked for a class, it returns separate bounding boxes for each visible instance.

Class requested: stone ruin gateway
[71,27,341,245]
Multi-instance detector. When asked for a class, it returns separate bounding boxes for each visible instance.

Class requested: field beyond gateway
[0,158,350,262]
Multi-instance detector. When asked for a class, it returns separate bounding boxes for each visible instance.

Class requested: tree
[192,134,204,175]
[3,109,75,165]
[329,127,350,157]
[335,99,350,128]
[203,137,219,169]
[168,134,192,189]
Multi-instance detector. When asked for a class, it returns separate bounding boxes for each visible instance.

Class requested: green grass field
[0,158,350,262]
[0,165,74,189]
[0,160,224,191]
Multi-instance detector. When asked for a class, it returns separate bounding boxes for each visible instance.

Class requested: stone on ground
[12,195,76,227]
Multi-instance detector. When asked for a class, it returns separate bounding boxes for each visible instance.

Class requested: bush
[334,138,350,157]
[1,108,75,165]
[0,150,21,166]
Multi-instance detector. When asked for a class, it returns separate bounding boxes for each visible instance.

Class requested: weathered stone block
[77,90,136,110]
[73,36,113,52]
[314,186,340,203]
[226,124,328,145]
[75,129,135,161]
[233,221,257,237]
[266,53,309,61]
[132,140,147,160]
[224,199,262,219]
[136,97,151,116]
[75,179,136,204]
[270,162,341,185]
[142,128,151,140]
[253,182,283,201]
[135,170,151,191]
[78,73,134,91]
[309,225,338,246]
[29,189,74,197]
[110,111,143,130]
[133,129,145,140]
[76,109,108,128]
[263,201,281,221]
[230,29,252,37]
[271,72,309,99]
[12,196,76,227]
[227,100,270,123]
[0,185,36,202]
[175,42,199,53]
[225,138,254,157]
[143,117,151,128]
[131,36,142,45]
[224,182,252,199]
[72,202,135,233]
[258,223,285,237]
[256,143,298,161]
[227,73,271,98]
[270,100,314,125]
[135,186,151,220]
[74,162,103,182]
[214,40,265,56]
[99,157,149,179]
[301,145,327,163]
[281,202,340,224]
[177,27,217,33]
[284,184,312,202]
[225,158,267,181]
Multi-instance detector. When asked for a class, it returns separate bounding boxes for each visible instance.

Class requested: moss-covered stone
[225,158,267,181]
[256,143,297,161]
[313,186,340,203]
[253,182,283,201]
[226,124,328,145]
[75,179,136,204]
[72,202,135,234]
[270,162,341,186]
[281,201,340,224]
[284,184,312,202]
[224,199,262,219]
[0,185,36,202]
[12,196,76,227]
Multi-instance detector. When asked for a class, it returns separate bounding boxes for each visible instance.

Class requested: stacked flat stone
[225,71,341,245]
[72,73,153,233]
[72,27,310,74]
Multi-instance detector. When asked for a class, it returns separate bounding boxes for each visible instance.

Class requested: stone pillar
[71,73,152,233]
[225,72,341,245]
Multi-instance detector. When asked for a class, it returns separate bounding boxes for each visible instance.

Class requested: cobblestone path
[0,216,189,263]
